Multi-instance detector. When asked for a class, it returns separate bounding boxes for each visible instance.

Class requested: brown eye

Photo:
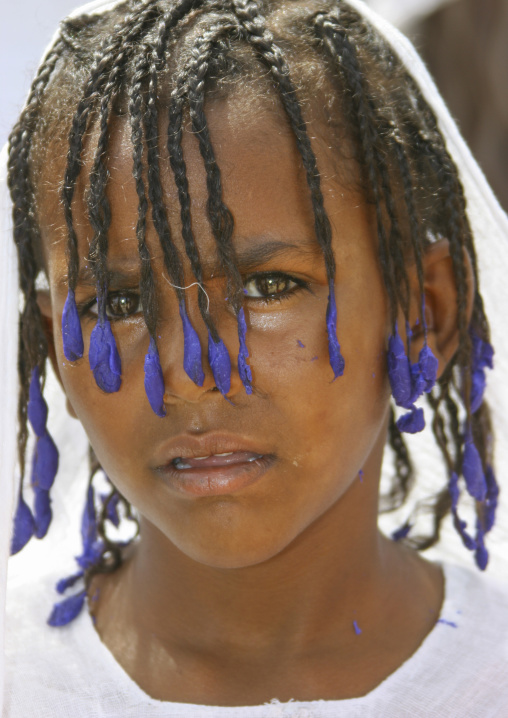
[244,274,298,299]
[106,292,142,318]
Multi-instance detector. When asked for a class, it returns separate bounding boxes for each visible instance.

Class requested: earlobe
[407,239,474,378]
[36,290,78,420]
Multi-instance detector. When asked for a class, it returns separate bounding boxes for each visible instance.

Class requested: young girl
[1,0,508,714]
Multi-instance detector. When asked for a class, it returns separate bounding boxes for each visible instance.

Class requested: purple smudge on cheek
[353,620,362,636]
[358,470,364,483]
[144,337,166,418]
[297,339,305,349]
[311,356,318,362]
[89,318,122,393]
[62,289,84,361]
[179,302,205,387]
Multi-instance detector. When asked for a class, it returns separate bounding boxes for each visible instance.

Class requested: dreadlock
[8,0,494,590]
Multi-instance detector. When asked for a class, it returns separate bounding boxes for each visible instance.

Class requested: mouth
[153,436,276,497]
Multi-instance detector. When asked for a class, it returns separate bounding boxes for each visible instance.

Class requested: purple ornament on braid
[208,331,231,396]
[144,337,166,418]
[61,289,84,361]
[89,316,122,393]
[179,301,205,387]
[326,280,345,379]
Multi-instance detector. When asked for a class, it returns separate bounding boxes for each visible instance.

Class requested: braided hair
[8,0,495,599]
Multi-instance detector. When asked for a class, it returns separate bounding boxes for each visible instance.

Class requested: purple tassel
[391,522,412,541]
[449,472,476,551]
[10,493,35,555]
[208,332,231,396]
[474,523,489,571]
[387,324,412,408]
[484,465,499,533]
[462,434,487,502]
[415,344,438,394]
[179,302,204,387]
[103,492,121,528]
[144,337,166,418]
[470,332,494,413]
[77,485,104,570]
[237,308,252,395]
[56,571,84,595]
[31,431,59,491]
[33,487,52,539]
[89,318,122,393]
[326,282,345,379]
[396,406,425,434]
[48,590,87,627]
[27,367,48,436]
[62,289,84,361]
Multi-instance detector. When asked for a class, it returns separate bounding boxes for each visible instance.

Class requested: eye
[87,291,143,319]
[243,273,301,300]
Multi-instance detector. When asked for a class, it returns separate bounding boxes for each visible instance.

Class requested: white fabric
[1,0,508,713]
[4,562,508,716]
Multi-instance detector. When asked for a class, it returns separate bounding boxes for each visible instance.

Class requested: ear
[406,239,475,378]
[37,290,78,419]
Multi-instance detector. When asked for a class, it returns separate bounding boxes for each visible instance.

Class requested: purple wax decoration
[237,308,252,395]
[10,493,35,555]
[56,571,84,595]
[484,465,499,533]
[89,318,121,393]
[33,486,52,539]
[144,337,166,418]
[387,324,412,408]
[448,472,476,551]
[48,589,87,627]
[417,344,438,393]
[470,332,494,413]
[62,289,84,361]
[179,302,204,387]
[208,332,231,396]
[28,367,48,437]
[326,283,345,379]
[391,523,412,541]
[31,431,59,491]
[462,435,487,502]
[396,406,425,434]
[77,484,104,570]
[474,525,489,571]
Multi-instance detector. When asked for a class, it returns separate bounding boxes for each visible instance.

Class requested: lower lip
[155,454,275,497]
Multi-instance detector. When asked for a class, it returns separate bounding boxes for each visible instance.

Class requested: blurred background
[1,0,507,209]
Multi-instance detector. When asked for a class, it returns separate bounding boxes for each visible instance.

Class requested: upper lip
[152,433,270,468]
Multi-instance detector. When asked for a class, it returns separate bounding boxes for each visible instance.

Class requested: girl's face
[39,100,391,568]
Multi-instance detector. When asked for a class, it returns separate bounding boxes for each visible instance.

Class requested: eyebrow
[64,236,320,289]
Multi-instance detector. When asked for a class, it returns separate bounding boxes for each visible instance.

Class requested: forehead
[36,95,364,271]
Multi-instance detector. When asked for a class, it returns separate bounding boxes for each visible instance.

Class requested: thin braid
[62,1,161,293]
[185,26,245,314]
[167,22,238,339]
[381,407,415,512]
[8,38,66,477]
[233,0,336,289]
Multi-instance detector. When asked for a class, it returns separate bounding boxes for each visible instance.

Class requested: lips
[153,435,275,497]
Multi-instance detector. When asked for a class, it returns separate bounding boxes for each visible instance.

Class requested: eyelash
[78,272,307,320]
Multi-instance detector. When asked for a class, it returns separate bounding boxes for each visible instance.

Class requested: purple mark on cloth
[237,308,253,395]
[326,282,345,379]
[62,289,84,361]
[437,618,457,628]
[208,332,231,396]
[48,590,87,627]
[27,367,48,436]
[179,302,205,387]
[10,493,35,555]
[144,337,166,418]
[353,620,362,636]
[89,318,122,393]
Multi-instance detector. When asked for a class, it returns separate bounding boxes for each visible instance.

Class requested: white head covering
[1,0,507,709]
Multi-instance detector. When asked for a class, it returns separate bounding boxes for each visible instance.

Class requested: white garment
[4,562,508,717]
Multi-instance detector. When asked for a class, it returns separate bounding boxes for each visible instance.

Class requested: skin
[37,98,472,705]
